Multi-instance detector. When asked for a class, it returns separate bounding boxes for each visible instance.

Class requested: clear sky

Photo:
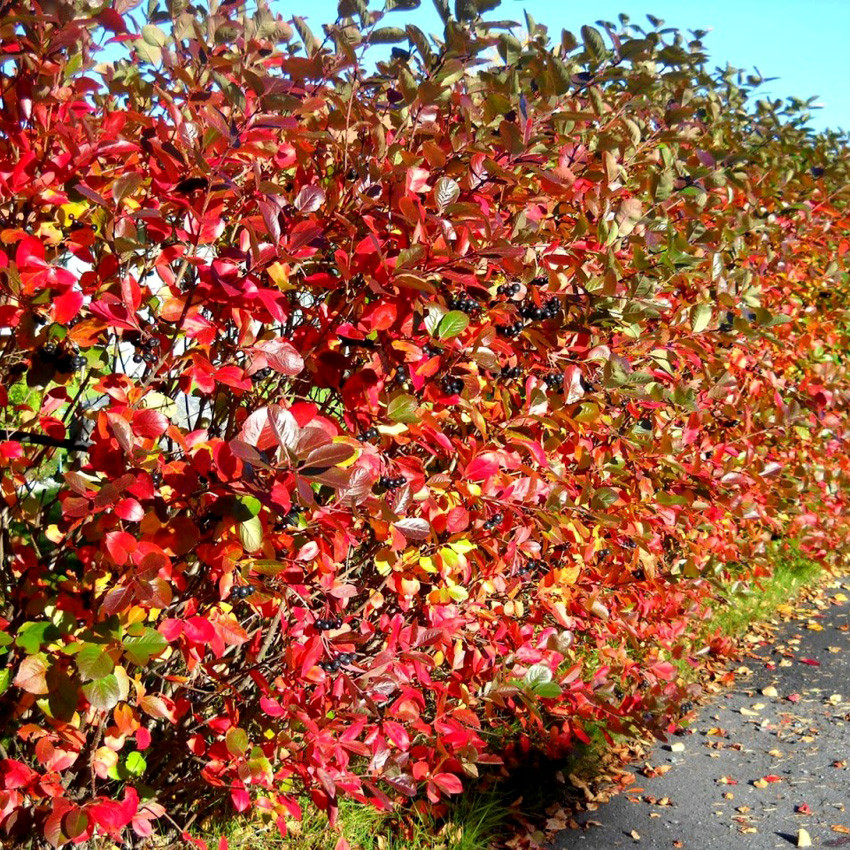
[278,0,848,133]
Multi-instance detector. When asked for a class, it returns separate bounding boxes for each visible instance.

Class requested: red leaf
[115,498,145,522]
[257,338,304,376]
[133,409,168,439]
[1,758,38,789]
[431,772,463,795]
[105,531,137,565]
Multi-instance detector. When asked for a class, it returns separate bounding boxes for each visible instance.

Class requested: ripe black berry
[543,372,564,390]
[441,376,464,395]
[501,365,522,380]
[448,294,479,315]
[231,585,253,599]
[283,505,304,526]
[361,427,379,442]
[133,353,144,363]
[379,475,405,490]
[483,512,503,530]
[497,321,524,338]
[69,355,86,371]
[638,418,652,429]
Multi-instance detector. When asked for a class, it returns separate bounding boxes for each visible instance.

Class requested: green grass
[205,789,509,850]
[707,539,824,639]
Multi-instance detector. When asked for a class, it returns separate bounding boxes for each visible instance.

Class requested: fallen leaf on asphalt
[834,760,847,768]
[799,658,821,666]
[717,776,738,785]
[629,829,640,841]
[788,693,802,702]
[797,828,812,847]
[753,779,769,789]
[796,803,813,815]
[833,825,850,834]
[668,742,685,753]
[762,686,779,697]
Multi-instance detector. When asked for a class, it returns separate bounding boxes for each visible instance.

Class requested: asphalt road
[554,580,850,850]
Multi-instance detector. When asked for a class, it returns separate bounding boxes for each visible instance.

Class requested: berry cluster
[131,336,161,364]
[283,504,304,526]
[501,365,522,380]
[497,321,525,338]
[518,299,560,321]
[483,512,503,530]
[518,558,545,576]
[360,426,379,441]
[231,585,253,599]
[319,652,355,672]
[315,616,343,631]
[719,311,735,332]
[496,282,521,297]
[543,372,564,390]
[448,294,480,314]
[422,344,442,359]
[252,367,272,382]
[441,375,464,395]
[378,475,406,489]
[41,344,86,373]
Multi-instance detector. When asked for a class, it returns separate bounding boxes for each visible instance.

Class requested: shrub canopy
[0,0,849,845]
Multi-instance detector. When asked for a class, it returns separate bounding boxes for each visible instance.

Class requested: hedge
[0,0,849,845]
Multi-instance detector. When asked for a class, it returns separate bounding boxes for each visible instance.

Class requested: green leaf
[497,32,522,65]
[690,303,712,334]
[77,644,115,681]
[437,310,469,340]
[82,674,122,711]
[431,0,450,22]
[533,681,563,698]
[122,628,168,665]
[293,15,319,55]
[425,304,448,336]
[250,559,287,576]
[239,516,264,553]
[581,25,606,62]
[387,393,419,423]
[369,27,408,44]
[142,24,167,47]
[124,751,147,777]
[0,668,9,696]
[591,487,620,509]
[239,495,262,517]
[226,727,250,756]
[135,39,162,65]
[524,663,552,687]
[16,622,60,655]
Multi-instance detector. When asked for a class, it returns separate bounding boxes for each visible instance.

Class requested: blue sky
[279,0,847,132]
